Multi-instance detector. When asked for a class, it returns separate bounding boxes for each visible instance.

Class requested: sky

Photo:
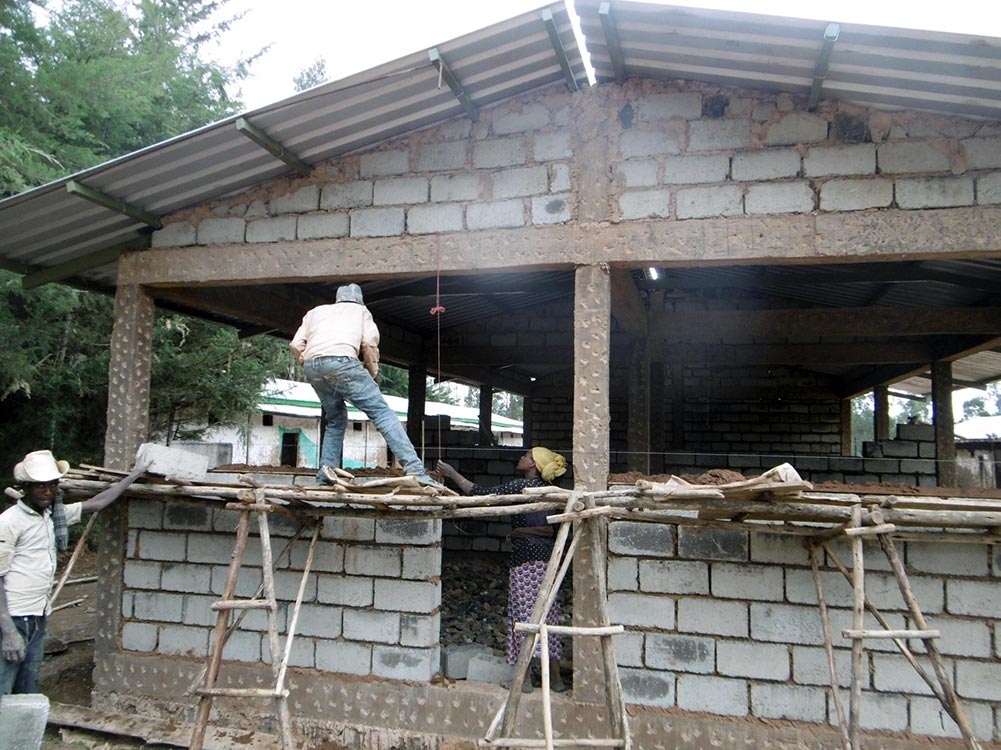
[216,0,1001,110]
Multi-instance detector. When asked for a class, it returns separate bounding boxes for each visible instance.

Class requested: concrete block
[764,112,828,145]
[824,175,896,210]
[375,519,440,545]
[374,579,440,613]
[443,643,493,679]
[731,149,800,181]
[750,603,823,645]
[430,173,482,202]
[359,150,408,177]
[608,593,675,629]
[181,594,216,627]
[284,637,315,669]
[137,442,209,481]
[550,163,571,192]
[493,166,548,198]
[612,631,645,667]
[532,194,571,225]
[344,546,402,577]
[749,531,810,565]
[343,609,400,644]
[963,137,1001,169]
[710,562,783,601]
[400,613,439,648]
[534,131,572,161]
[416,141,467,172]
[402,546,441,580]
[827,609,908,652]
[609,521,675,556]
[620,667,675,708]
[896,422,935,442]
[290,540,343,573]
[662,154,730,184]
[744,181,814,214]
[188,534,260,566]
[912,695,995,741]
[315,640,372,675]
[298,212,349,239]
[689,120,752,151]
[323,516,375,541]
[677,598,747,637]
[793,645,857,688]
[678,526,747,561]
[751,682,826,722]
[474,138,527,168]
[0,693,49,749]
[872,653,938,695]
[320,180,373,209]
[948,579,1001,618]
[196,217,245,244]
[675,185,743,219]
[123,560,162,590]
[406,203,463,234]
[132,591,184,623]
[151,221,196,248]
[373,645,439,681]
[316,574,374,607]
[246,216,296,243]
[466,200,525,229]
[677,674,749,716]
[121,622,158,652]
[160,624,209,658]
[466,652,514,686]
[878,141,951,173]
[804,144,876,176]
[268,185,319,214]
[128,499,163,530]
[617,160,658,187]
[853,691,908,732]
[636,92,702,121]
[896,176,975,209]
[619,129,683,158]
[977,172,1001,204]
[717,641,789,680]
[952,656,1001,700]
[907,541,989,576]
[786,568,852,607]
[350,207,405,237]
[619,189,670,219]
[493,103,550,134]
[608,557,638,590]
[374,177,428,206]
[295,602,343,638]
[639,559,708,594]
[160,562,212,594]
[645,633,714,674]
[273,569,316,603]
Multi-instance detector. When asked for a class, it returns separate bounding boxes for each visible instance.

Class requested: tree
[293,58,327,92]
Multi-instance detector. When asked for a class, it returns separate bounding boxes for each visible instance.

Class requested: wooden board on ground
[49,702,280,750]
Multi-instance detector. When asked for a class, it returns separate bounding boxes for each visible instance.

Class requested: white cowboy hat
[13,450,70,483]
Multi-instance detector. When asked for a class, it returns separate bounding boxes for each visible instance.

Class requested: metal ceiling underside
[0,1,584,291]
[575,0,1001,120]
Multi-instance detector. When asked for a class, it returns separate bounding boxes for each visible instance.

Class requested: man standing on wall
[0,450,148,695]
[290,283,443,489]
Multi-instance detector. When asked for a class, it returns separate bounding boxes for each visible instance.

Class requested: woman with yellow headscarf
[437,447,568,693]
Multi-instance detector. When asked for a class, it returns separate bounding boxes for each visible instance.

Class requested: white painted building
[177,378,523,470]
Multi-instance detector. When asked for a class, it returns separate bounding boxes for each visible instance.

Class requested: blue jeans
[304,356,425,479]
[0,614,46,694]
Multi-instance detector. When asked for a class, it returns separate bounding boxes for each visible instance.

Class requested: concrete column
[572,263,610,705]
[649,359,666,474]
[840,397,853,456]
[626,338,650,473]
[670,363,686,450]
[97,282,154,682]
[932,360,957,487]
[874,384,890,440]
[407,362,427,451]
[478,382,494,446]
[522,395,534,448]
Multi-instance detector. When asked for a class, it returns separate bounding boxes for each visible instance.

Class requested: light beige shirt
[0,500,83,616]
[290,302,380,363]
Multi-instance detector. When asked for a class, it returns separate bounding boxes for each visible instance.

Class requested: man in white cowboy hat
[0,449,148,695]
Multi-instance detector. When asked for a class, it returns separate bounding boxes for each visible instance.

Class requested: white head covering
[13,450,70,483]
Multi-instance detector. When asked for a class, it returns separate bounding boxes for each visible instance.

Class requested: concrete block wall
[608,522,1001,742]
[122,498,442,682]
[609,82,1001,222]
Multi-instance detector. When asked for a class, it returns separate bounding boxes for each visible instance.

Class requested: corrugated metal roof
[0,1,584,291]
[575,0,1001,119]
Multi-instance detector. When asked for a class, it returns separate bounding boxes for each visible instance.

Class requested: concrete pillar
[407,362,427,452]
[649,359,666,474]
[0,693,49,749]
[840,397,853,456]
[670,363,686,450]
[522,395,534,448]
[97,282,154,691]
[932,360,957,487]
[626,338,650,473]
[478,382,494,446]
[874,384,890,440]
[572,263,611,705]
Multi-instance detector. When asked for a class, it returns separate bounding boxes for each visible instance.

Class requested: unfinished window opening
[279,429,299,467]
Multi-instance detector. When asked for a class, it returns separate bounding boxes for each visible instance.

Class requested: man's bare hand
[1,627,24,663]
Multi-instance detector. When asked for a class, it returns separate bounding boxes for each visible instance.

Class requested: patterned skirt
[507,559,562,664]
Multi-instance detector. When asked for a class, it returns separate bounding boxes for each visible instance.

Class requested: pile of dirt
[609,468,748,486]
